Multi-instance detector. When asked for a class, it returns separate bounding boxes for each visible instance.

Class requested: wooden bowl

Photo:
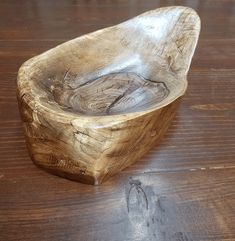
[17,6,200,185]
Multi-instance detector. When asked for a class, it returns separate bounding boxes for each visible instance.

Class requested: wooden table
[0,1,234,240]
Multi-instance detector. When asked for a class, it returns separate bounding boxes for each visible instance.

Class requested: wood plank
[0,0,234,40]
[0,168,234,241]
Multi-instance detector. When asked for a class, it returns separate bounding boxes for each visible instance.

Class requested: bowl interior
[23,6,200,117]
[46,71,169,116]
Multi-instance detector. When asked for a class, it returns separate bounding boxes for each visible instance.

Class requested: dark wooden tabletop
[0,1,235,241]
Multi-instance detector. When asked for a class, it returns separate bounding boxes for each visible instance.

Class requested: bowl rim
[17,6,200,126]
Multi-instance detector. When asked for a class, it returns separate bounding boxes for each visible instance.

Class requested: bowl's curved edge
[17,6,200,127]
[19,95,182,185]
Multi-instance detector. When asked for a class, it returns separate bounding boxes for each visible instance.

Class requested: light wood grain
[17,6,200,184]
[0,0,235,240]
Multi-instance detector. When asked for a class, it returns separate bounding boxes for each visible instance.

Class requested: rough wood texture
[0,1,235,240]
[17,6,200,184]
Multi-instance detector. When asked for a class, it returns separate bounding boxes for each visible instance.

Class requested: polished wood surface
[17,6,200,184]
[0,0,235,240]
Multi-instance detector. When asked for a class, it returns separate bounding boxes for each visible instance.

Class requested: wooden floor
[0,1,235,240]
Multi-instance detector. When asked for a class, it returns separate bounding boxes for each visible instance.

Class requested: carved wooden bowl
[17,6,200,185]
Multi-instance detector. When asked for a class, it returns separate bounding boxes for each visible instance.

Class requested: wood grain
[1,168,234,241]
[0,0,235,240]
[16,6,200,184]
